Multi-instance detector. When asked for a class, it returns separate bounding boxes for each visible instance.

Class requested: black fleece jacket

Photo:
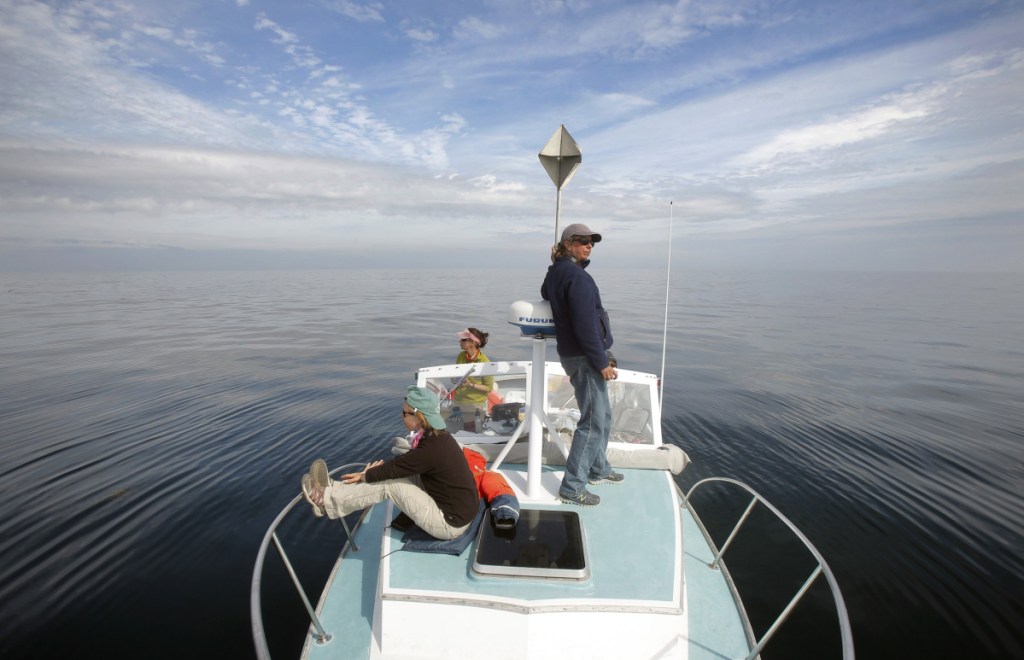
[364,430,479,527]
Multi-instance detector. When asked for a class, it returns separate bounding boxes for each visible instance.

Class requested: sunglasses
[402,409,418,417]
[573,237,595,246]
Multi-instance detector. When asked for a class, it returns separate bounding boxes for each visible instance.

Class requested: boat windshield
[417,361,660,445]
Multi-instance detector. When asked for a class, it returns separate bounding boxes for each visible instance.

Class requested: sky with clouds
[1,0,1021,272]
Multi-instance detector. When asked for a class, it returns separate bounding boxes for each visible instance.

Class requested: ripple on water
[2,269,1022,659]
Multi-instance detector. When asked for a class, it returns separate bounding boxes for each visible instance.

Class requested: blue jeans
[559,356,612,497]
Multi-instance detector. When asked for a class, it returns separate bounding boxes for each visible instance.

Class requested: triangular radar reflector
[538,125,582,190]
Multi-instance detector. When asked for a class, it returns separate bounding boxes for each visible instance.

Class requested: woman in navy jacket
[541,223,624,507]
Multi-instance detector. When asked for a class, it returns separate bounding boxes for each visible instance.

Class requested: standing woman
[541,223,623,507]
[452,328,494,430]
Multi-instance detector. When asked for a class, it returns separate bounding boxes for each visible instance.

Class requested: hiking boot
[558,490,600,507]
[588,471,625,485]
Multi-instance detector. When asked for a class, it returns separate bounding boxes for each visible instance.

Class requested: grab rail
[682,477,855,660]
[250,463,369,660]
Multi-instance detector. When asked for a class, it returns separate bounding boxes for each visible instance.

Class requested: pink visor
[456,329,479,344]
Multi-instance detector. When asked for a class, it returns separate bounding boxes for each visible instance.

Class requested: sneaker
[588,471,625,486]
[301,474,326,517]
[301,459,331,518]
[310,459,331,489]
[558,490,600,507]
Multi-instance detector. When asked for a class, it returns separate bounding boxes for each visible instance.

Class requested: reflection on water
[1,269,1022,658]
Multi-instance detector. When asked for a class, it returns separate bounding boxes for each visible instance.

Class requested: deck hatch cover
[472,509,590,580]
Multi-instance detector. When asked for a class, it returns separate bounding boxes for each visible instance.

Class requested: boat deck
[303,466,751,659]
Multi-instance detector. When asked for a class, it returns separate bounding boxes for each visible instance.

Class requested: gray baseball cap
[560,223,602,243]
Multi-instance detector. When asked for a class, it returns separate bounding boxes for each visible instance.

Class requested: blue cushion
[401,500,485,556]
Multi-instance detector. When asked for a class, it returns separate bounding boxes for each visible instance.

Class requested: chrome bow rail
[251,463,368,660]
[682,477,855,660]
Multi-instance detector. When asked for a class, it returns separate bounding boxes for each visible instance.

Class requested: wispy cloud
[326,1,384,24]
[0,0,1021,271]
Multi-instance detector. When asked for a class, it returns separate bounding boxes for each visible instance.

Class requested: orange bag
[462,448,515,500]
[486,390,503,414]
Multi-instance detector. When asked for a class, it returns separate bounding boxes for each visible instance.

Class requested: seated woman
[301,386,480,540]
[451,327,494,430]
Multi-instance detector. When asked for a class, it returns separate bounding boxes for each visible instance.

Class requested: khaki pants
[323,475,470,540]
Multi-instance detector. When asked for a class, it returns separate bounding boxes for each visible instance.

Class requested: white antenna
[659,201,674,403]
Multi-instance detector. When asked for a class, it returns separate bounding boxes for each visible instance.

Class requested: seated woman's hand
[341,460,385,484]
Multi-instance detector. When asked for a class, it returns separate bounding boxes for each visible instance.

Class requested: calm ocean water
[1,268,1021,659]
